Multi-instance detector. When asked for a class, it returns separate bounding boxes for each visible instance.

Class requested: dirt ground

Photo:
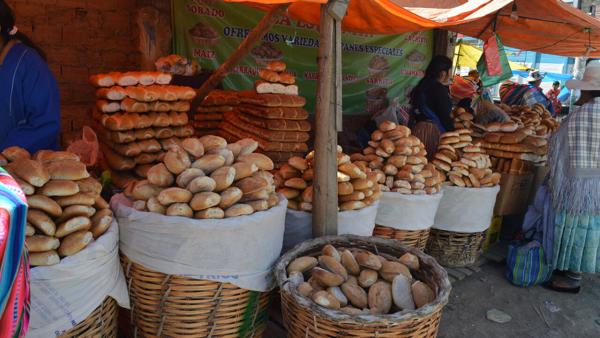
[438,262,600,338]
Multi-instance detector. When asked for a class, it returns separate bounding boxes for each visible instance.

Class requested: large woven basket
[275,235,451,337]
[373,225,431,251]
[59,297,118,338]
[425,229,485,267]
[121,255,270,338]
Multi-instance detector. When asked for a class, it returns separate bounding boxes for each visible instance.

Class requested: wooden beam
[313,1,346,237]
[195,4,289,100]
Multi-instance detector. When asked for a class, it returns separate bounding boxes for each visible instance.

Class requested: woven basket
[121,255,270,338]
[373,225,431,251]
[425,229,485,267]
[275,235,451,338]
[59,297,118,338]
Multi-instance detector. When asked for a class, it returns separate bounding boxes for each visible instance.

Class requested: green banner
[172,0,433,116]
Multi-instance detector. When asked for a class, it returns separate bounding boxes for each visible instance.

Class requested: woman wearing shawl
[0,167,29,337]
[526,61,600,293]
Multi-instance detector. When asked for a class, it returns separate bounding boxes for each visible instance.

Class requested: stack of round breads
[1,147,113,267]
[287,244,436,314]
[274,147,382,212]
[350,120,445,195]
[451,107,474,130]
[431,129,501,188]
[89,71,196,178]
[127,135,280,219]
[497,103,559,137]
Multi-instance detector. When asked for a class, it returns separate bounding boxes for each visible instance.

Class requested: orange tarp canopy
[225,0,511,34]
[226,0,600,57]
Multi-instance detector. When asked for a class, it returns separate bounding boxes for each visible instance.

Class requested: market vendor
[499,70,556,116]
[0,1,60,153]
[409,55,454,157]
[546,81,563,114]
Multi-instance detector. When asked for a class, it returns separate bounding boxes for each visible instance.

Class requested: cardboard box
[483,216,503,252]
[527,165,549,204]
[494,173,534,216]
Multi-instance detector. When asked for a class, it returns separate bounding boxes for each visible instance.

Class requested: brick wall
[6,0,146,145]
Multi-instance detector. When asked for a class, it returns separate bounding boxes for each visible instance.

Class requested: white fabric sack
[283,201,379,251]
[27,220,129,338]
[113,194,287,292]
[433,185,500,233]
[375,192,443,231]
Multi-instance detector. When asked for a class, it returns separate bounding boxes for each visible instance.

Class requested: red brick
[13,2,46,24]
[31,23,62,45]
[60,65,89,84]
[46,46,81,65]
[46,7,75,25]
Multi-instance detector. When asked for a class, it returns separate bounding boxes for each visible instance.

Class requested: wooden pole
[313,1,347,237]
[195,4,289,100]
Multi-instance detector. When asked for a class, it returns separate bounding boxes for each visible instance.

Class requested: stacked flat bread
[451,107,475,131]
[351,121,445,195]
[219,61,311,166]
[497,103,559,138]
[194,90,240,136]
[1,147,113,266]
[274,146,382,212]
[127,135,280,219]
[90,71,196,178]
[431,130,501,188]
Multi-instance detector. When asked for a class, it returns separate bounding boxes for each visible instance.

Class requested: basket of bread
[426,129,502,267]
[274,146,382,251]
[275,235,451,337]
[113,135,286,337]
[1,147,127,338]
[350,120,445,251]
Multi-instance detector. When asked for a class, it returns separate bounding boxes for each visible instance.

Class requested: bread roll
[147,163,175,187]
[27,194,62,217]
[340,201,366,211]
[194,207,225,219]
[338,163,366,179]
[288,156,308,171]
[186,176,216,193]
[236,138,259,155]
[338,182,354,196]
[146,196,166,214]
[192,154,226,174]
[58,230,93,257]
[190,192,221,211]
[182,138,204,157]
[55,192,96,207]
[199,135,227,152]
[39,180,80,197]
[10,158,50,187]
[284,177,307,190]
[208,148,234,166]
[242,188,270,202]
[58,204,95,222]
[237,176,269,195]
[26,235,60,253]
[164,147,191,175]
[166,203,193,217]
[91,208,113,238]
[45,160,90,181]
[176,168,205,188]
[56,216,92,238]
[30,250,60,266]
[132,180,162,200]
[157,187,193,205]
[224,204,254,218]
[25,222,35,236]
[210,166,236,192]
[14,178,34,195]
[2,146,30,162]
[301,185,313,203]
[27,209,56,236]
[219,187,243,209]
[237,153,274,171]
[93,195,109,210]
[267,193,279,208]
[232,162,258,181]
[245,199,269,212]
[76,177,102,195]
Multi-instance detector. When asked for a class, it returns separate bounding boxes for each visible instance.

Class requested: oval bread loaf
[164,147,191,175]
[245,199,269,212]
[237,153,274,171]
[25,223,35,236]
[210,166,236,192]
[146,197,166,214]
[232,162,258,181]
[312,267,345,287]
[27,209,56,236]
[287,256,318,274]
[186,176,216,193]
[219,187,243,209]
[191,154,225,174]
[237,176,269,195]
[55,192,96,207]
[284,178,307,190]
[194,207,225,219]
[226,143,242,158]
[56,216,92,238]
[132,180,162,200]
[58,230,93,257]
[208,148,234,166]
[91,208,113,238]
[368,281,392,314]
[27,194,62,218]
[224,203,254,217]
[341,280,368,308]
[340,250,360,275]
[11,158,50,187]
[56,205,95,223]
[39,180,80,197]
[157,187,192,205]
[190,192,221,211]
[14,178,34,195]
[147,163,174,187]
[176,168,205,188]
[181,138,204,157]
[236,138,258,155]
[46,160,90,180]
[30,250,60,266]
[198,135,227,152]
[26,235,60,252]
[94,195,109,210]
[166,203,194,217]
[2,146,31,161]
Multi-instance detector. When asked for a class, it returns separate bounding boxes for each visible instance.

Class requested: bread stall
[0,147,128,338]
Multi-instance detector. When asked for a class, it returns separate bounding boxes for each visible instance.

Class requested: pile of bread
[194,90,239,136]
[219,61,311,166]
[1,147,113,267]
[476,120,548,164]
[127,135,279,219]
[451,107,474,131]
[350,121,445,195]
[431,129,501,188]
[90,71,196,178]
[287,244,436,314]
[275,147,381,212]
[497,103,559,138]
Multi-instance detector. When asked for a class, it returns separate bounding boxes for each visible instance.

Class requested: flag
[477,34,513,87]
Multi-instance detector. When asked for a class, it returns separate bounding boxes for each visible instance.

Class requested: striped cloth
[0,168,29,338]
[411,121,440,160]
[506,240,553,287]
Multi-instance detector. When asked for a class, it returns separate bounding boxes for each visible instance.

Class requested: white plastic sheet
[433,185,500,233]
[26,220,129,338]
[375,192,443,231]
[283,201,379,252]
[112,194,287,292]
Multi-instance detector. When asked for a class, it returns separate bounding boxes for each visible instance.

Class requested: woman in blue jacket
[0,1,60,153]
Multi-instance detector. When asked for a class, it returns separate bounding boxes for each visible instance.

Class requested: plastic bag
[506,239,552,287]
[66,126,99,167]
